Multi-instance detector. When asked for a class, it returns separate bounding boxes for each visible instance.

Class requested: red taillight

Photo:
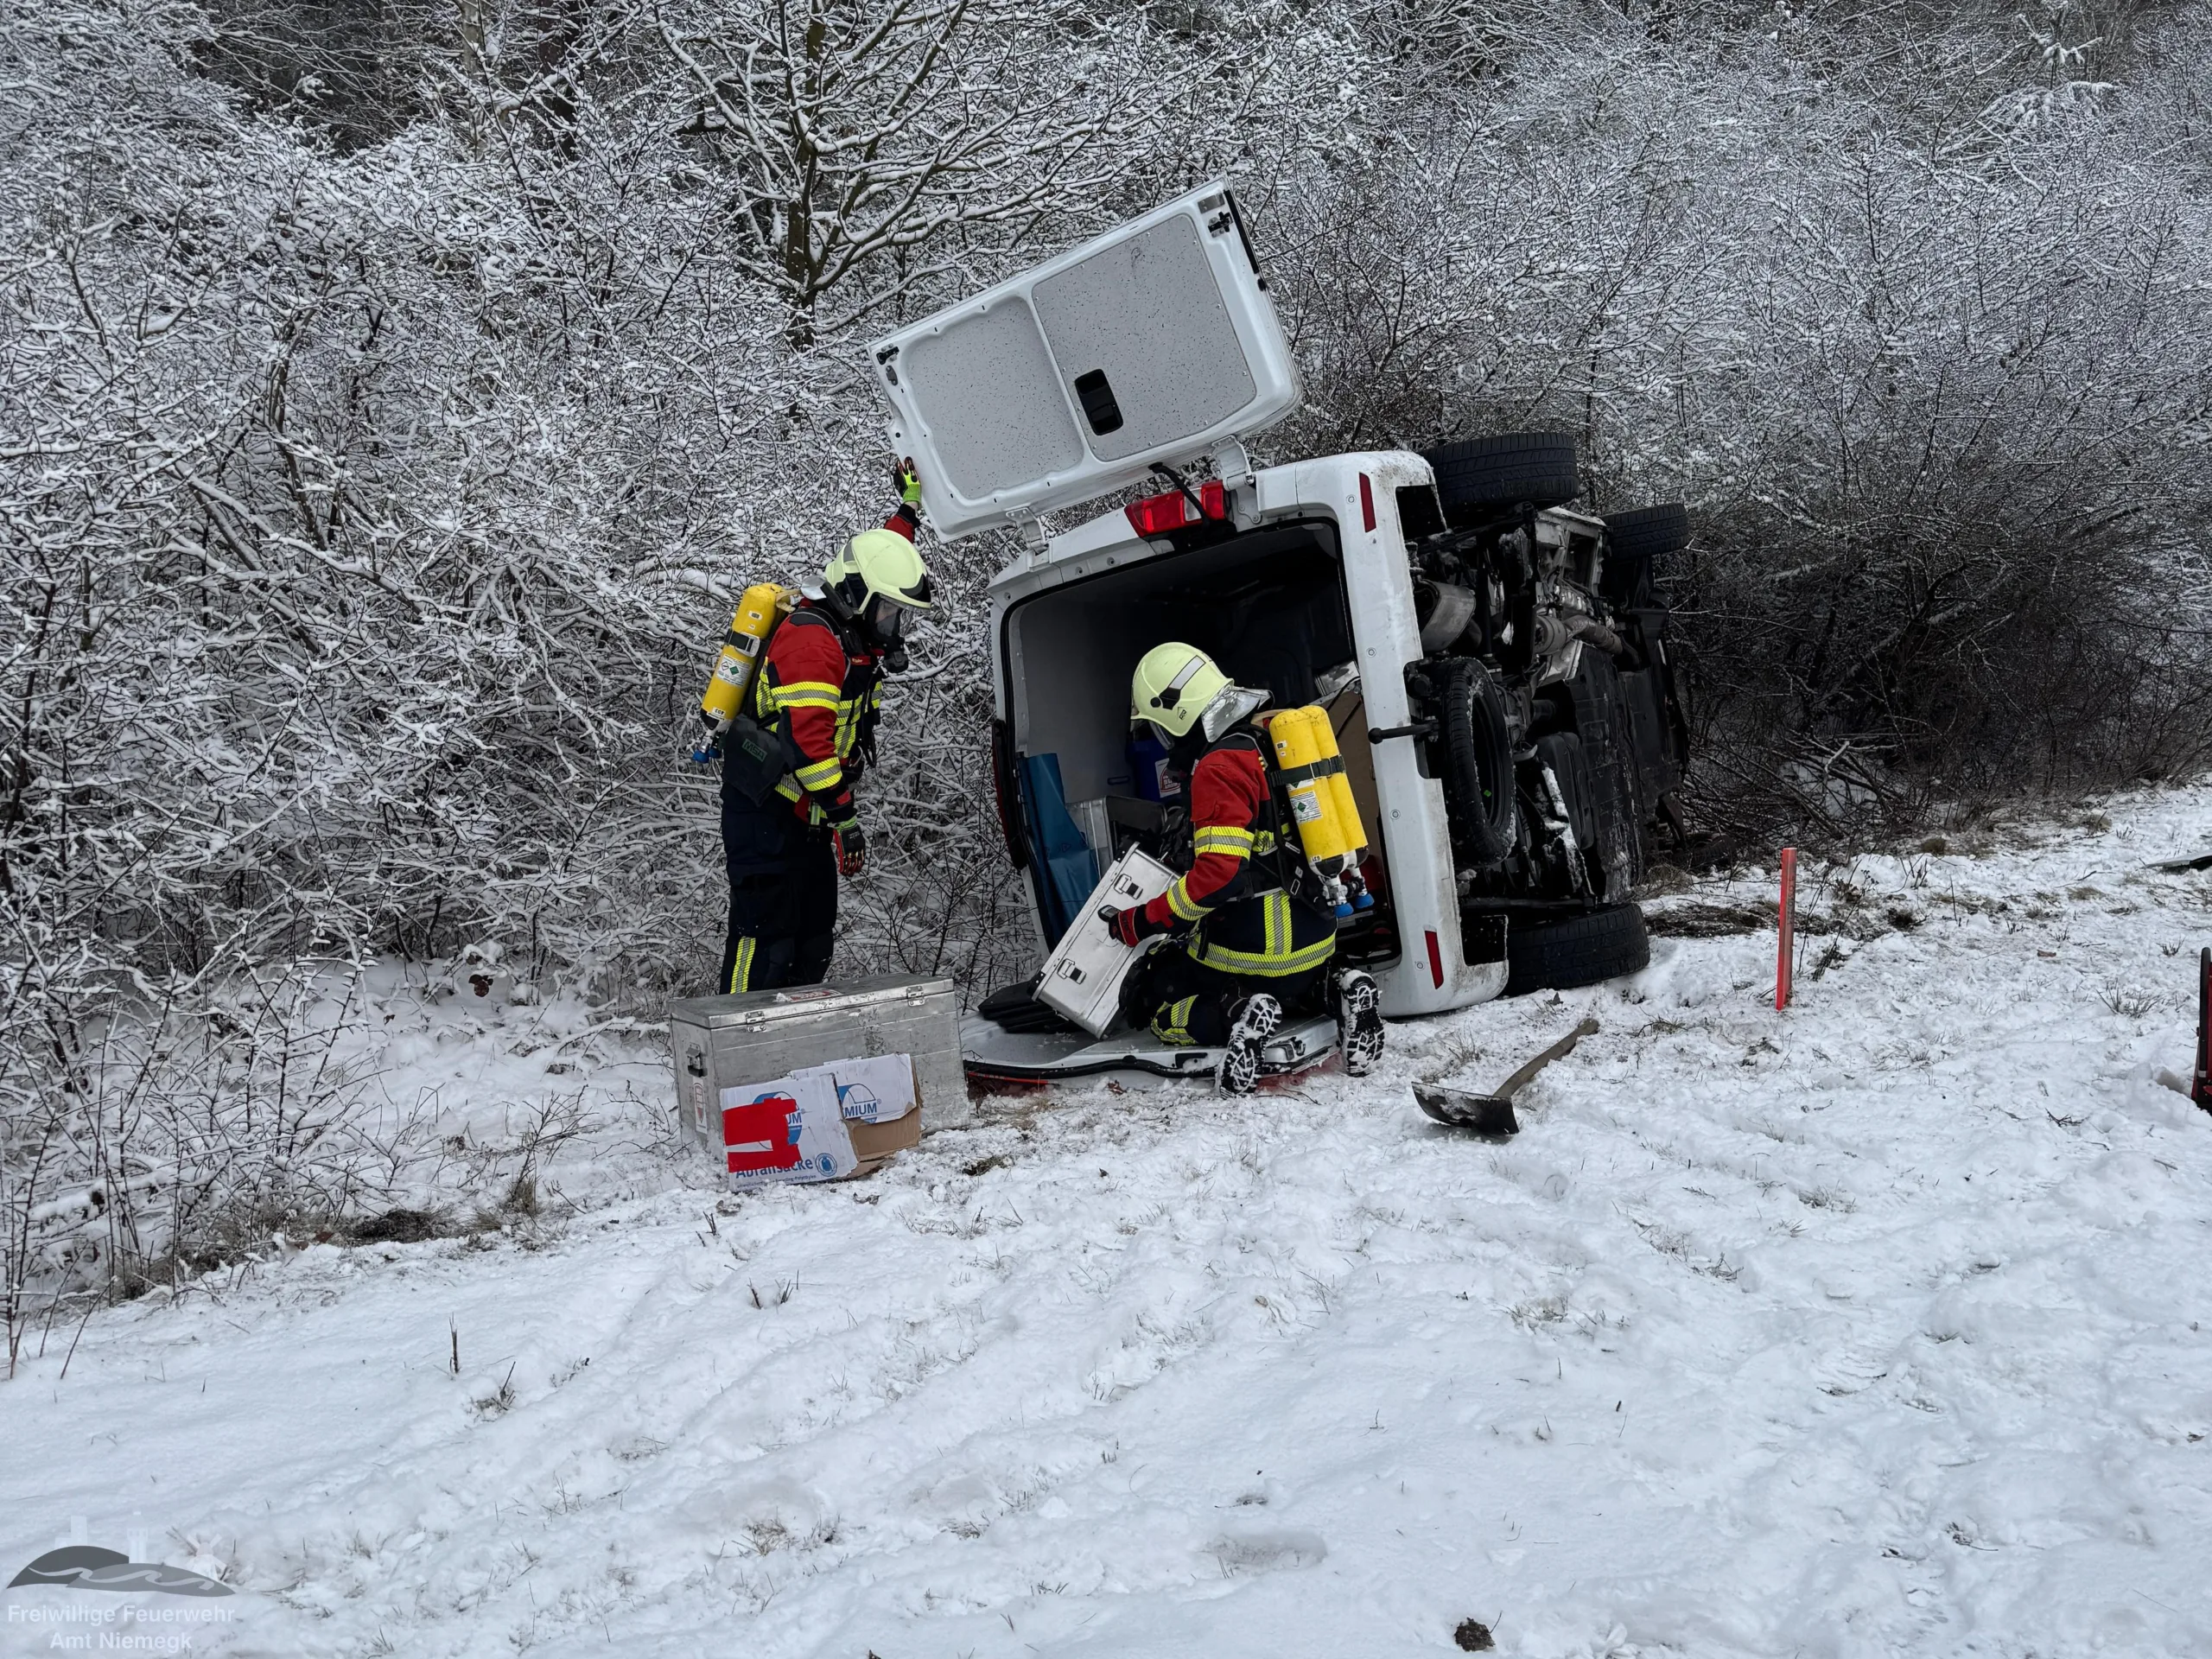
[1359,473,1376,533]
[1125,481,1228,537]
[1125,493,1186,535]
[1425,928,1444,988]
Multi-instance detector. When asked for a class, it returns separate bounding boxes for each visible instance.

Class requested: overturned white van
[869,184,1693,1084]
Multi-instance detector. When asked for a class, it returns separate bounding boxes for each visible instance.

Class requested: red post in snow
[1777,848,1797,1011]
[2193,947,2209,1114]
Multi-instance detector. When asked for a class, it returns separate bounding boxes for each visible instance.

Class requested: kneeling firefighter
[1109,643,1387,1093]
[709,462,935,993]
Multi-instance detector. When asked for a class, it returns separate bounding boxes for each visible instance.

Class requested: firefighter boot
[1336,968,1385,1077]
[1220,993,1284,1096]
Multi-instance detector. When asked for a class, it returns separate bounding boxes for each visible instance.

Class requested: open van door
[868,182,1300,541]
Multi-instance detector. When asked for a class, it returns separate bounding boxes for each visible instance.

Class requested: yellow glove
[893,456,922,506]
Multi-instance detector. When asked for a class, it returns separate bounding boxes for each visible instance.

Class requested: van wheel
[1423,432,1579,517]
[1505,904,1649,994]
[1435,658,1517,862]
[1531,731,1599,854]
[1600,503,1689,608]
[1603,504,1689,562]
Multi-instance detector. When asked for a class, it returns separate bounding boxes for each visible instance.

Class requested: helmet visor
[876,571,933,612]
[866,594,921,648]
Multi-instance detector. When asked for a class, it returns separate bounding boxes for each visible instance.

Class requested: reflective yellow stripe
[754,658,875,823]
[1196,934,1336,977]
[728,937,757,994]
[1195,893,1335,977]
[1253,830,1279,856]
[1166,880,1212,922]
[1153,995,1198,1046]
[1192,826,1254,856]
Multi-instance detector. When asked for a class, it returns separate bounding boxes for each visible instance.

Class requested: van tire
[1424,433,1580,516]
[1504,904,1649,994]
[1602,503,1689,561]
[1436,658,1517,863]
[1532,731,1599,853]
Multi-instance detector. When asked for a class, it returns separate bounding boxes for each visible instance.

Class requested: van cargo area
[996,521,1393,960]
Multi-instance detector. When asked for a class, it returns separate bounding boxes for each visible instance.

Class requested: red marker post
[1776,847,1797,1011]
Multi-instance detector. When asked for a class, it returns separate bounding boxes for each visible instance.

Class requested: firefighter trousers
[1124,944,1332,1048]
[718,796,837,994]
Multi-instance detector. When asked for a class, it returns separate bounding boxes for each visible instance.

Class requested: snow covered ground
[7,784,2212,1659]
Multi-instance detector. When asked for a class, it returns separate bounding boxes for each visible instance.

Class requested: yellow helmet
[823,527,933,666]
[1129,642,1231,741]
[823,528,933,614]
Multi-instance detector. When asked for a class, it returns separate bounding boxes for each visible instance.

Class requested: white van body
[878,181,1685,1083]
[986,451,1505,1020]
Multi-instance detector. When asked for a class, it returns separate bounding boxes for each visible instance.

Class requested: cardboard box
[717,1052,923,1191]
[814,1052,917,1123]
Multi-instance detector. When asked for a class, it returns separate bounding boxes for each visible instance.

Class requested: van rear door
[869,183,1300,540]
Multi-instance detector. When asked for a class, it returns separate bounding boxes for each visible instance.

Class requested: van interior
[1001,522,1390,948]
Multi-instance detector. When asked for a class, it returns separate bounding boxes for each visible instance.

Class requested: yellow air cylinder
[700,583,792,727]
[1268,706,1360,871]
[1316,716,1369,861]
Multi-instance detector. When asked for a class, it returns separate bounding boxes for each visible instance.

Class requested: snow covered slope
[6,785,2212,1659]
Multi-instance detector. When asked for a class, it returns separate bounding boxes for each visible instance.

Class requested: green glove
[894,456,922,505]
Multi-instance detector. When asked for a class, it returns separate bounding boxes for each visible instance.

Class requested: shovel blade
[1414,1083,1519,1136]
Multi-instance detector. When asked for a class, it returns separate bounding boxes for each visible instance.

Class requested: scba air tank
[1266,706,1375,918]
[700,583,794,728]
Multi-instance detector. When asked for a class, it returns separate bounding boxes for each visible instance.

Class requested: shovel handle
[1491,1016,1600,1103]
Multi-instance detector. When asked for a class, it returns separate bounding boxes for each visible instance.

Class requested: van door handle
[1368,721,1438,743]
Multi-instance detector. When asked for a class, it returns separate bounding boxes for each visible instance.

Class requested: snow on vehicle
[868,183,1692,1083]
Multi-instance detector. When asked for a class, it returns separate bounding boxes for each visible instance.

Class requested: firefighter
[1110,643,1385,1092]
[717,461,934,994]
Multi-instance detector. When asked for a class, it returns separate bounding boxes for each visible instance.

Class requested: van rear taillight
[1125,480,1226,536]
[1425,929,1444,988]
[1359,473,1376,532]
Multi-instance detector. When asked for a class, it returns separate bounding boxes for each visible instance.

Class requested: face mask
[867,598,909,671]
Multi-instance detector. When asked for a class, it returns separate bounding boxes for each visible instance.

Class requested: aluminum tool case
[670,974,970,1152]
[1035,849,1177,1036]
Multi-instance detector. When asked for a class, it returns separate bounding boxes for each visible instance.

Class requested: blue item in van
[1020,753,1100,944]
[1127,732,1178,803]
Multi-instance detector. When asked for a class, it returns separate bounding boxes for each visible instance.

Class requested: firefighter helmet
[823,529,934,616]
[823,528,933,667]
[1129,642,1231,741]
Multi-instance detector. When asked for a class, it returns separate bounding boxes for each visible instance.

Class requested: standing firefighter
[1110,643,1386,1092]
[711,463,935,993]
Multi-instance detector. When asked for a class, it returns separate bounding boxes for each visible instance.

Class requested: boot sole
[1220,995,1284,1095]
